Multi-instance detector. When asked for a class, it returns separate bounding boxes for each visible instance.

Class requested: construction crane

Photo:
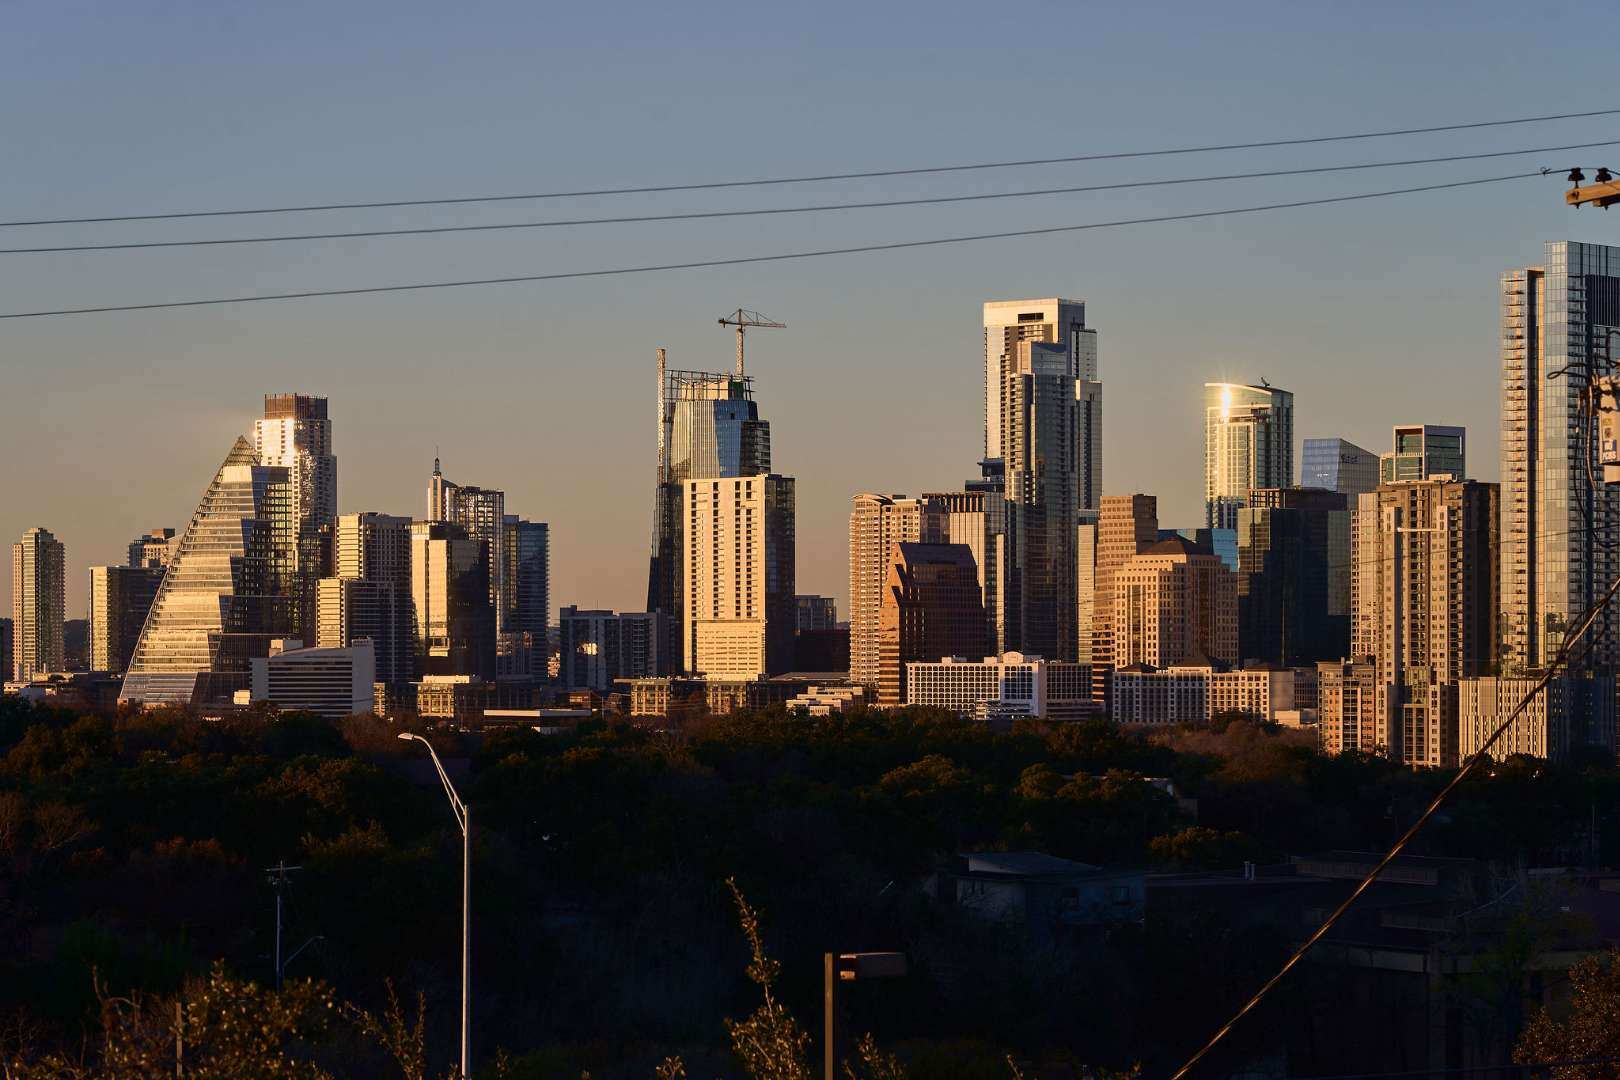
[718,308,785,377]
[1565,167,1620,209]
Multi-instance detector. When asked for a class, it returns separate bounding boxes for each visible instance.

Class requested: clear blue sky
[3,0,1616,618]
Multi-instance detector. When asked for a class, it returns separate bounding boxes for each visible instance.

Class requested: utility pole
[264,861,302,991]
[717,309,786,377]
[1565,167,1620,209]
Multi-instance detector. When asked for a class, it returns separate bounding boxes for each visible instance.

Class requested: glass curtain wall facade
[1381,425,1466,483]
[253,395,335,644]
[1001,340,1079,659]
[1502,241,1620,672]
[1235,487,1349,666]
[1204,383,1294,529]
[1301,438,1378,497]
[90,565,164,673]
[120,437,298,705]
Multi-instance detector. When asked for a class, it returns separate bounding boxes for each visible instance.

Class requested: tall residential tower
[1502,242,1620,672]
[1204,382,1293,529]
[11,527,65,681]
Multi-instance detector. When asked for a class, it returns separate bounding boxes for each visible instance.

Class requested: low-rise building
[1458,674,1616,762]
[905,652,1096,722]
[1111,661,1310,726]
[931,852,1145,942]
[249,639,375,718]
[413,674,491,727]
[785,684,870,715]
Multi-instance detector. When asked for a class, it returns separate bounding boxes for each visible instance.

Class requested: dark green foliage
[0,698,1615,1076]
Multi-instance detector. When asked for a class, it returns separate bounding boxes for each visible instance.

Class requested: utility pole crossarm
[1564,168,1620,208]
[1568,180,1620,208]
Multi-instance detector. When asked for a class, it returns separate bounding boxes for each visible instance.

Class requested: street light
[399,732,471,1079]
[822,952,907,1080]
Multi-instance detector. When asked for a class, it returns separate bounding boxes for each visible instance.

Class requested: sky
[3,0,1619,620]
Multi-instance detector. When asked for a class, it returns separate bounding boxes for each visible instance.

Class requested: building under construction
[645,358,773,672]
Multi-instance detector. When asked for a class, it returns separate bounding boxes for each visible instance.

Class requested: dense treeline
[1,695,1616,1076]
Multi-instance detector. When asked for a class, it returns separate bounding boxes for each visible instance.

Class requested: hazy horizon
[5,0,1614,620]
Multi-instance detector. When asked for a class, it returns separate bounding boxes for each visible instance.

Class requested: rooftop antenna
[718,309,785,377]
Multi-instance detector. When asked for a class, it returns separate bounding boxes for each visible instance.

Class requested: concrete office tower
[1504,242,1620,672]
[927,490,1004,655]
[0,619,12,682]
[1114,537,1238,668]
[254,395,336,642]
[1301,438,1378,497]
[876,542,986,706]
[318,512,415,684]
[683,475,795,679]
[127,528,176,569]
[427,459,508,633]
[1092,495,1159,693]
[1351,479,1498,767]
[1380,424,1465,483]
[1236,487,1350,666]
[11,527,65,681]
[557,607,667,691]
[648,364,772,671]
[1204,382,1293,529]
[1001,340,1080,659]
[982,298,1100,514]
[849,494,945,685]
[796,596,836,632]
[410,521,496,681]
[121,439,298,706]
[89,565,164,673]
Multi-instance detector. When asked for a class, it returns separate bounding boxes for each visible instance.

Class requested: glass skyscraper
[120,437,300,705]
[979,298,1100,661]
[1204,382,1294,530]
[1001,340,1079,659]
[1300,437,1377,497]
[1502,241,1620,672]
[1380,424,1465,483]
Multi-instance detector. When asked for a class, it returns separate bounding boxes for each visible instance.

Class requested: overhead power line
[0,171,1543,321]
[1167,565,1620,1080]
[3,141,1609,256]
[2,107,1615,229]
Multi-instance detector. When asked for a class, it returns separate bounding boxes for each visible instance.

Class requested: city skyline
[4,2,1603,622]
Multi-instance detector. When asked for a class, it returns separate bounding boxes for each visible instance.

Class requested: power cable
[1,141,1611,256]
[0,171,1544,321]
[1167,564,1620,1079]
[2,107,1615,228]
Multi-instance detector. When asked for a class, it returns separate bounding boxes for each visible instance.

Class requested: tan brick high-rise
[849,494,943,686]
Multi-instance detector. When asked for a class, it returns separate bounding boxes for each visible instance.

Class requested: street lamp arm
[398,733,466,832]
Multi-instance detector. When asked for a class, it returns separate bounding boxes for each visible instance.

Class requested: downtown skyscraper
[1502,241,1620,672]
[647,351,772,671]
[979,298,1101,660]
[849,494,944,687]
[254,395,336,642]
[1204,382,1293,529]
[120,437,300,705]
[11,527,65,682]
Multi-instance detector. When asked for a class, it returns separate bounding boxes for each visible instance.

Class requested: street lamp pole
[399,733,470,1079]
